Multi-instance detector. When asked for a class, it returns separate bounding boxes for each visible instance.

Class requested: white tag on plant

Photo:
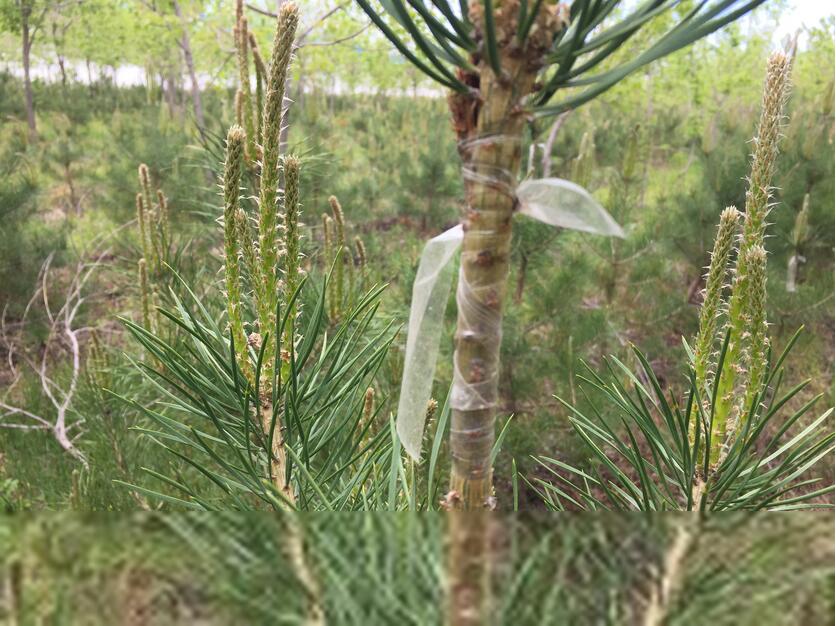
[396,178,624,459]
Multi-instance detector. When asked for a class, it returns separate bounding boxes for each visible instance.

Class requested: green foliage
[0,122,65,316]
[533,51,833,511]
[119,268,398,510]
[356,0,767,113]
[145,511,832,625]
[533,331,834,511]
[0,3,833,514]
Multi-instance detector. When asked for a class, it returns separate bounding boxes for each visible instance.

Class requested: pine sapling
[138,164,154,223]
[256,2,298,394]
[322,213,335,318]
[138,165,158,268]
[138,258,151,333]
[690,206,740,454]
[135,192,151,266]
[328,195,346,321]
[354,236,367,293]
[358,0,765,525]
[157,189,170,254]
[139,164,164,275]
[712,52,791,467]
[223,126,252,383]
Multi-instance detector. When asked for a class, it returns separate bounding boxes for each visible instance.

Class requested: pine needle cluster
[135,164,171,335]
[321,195,368,322]
[700,51,792,471]
[221,2,300,500]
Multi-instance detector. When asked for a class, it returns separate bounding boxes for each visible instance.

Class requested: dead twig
[0,251,107,467]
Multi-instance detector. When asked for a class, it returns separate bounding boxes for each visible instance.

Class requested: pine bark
[444,5,563,624]
[449,57,537,510]
[447,511,492,626]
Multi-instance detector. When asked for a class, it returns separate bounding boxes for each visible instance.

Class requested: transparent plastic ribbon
[396,176,624,460]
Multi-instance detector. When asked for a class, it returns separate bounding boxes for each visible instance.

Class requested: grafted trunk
[286,516,325,626]
[447,511,492,626]
[449,56,538,509]
[261,400,294,503]
[445,6,558,622]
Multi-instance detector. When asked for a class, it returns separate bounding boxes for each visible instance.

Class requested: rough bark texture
[261,399,294,503]
[447,511,493,626]
[447,0,563,511]
[444,5,566,625]
[286,516,325,626]
[643,516,700,626]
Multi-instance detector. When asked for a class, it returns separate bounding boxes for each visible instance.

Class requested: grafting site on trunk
[445,2,567,510]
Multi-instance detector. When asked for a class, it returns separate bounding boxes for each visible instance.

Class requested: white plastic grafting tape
[516,178,625,238]
[396,224,464,460]
[396,178,625,460]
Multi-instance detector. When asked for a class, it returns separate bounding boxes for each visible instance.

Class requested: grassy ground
[0,512,832,625]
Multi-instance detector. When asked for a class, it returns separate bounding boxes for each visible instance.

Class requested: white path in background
[0,58,444,97]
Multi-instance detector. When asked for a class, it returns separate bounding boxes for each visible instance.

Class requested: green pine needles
[320,195,366,323]
[223,125,251,383]
[135,163,171,337]
[533,51,834,512]
[219,2,301,502]
[119,2,415,511]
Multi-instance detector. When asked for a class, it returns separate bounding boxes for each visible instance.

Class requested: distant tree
[1,0,53,138]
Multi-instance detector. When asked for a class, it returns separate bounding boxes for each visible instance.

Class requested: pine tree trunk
[441,7,564,624]
[21,6,36,141]
[261,400,294,503]
[447,511,492,626]
[445,47,539,626]
[449,57,537,509]
[286,516,325,626]
[173,1,206,140]
[8,560,23,626]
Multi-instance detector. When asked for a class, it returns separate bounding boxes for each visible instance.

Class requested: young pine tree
[358,3,768,625]
[535,51,833,515]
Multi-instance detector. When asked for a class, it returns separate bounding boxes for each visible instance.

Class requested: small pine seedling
[698,51,792,474]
